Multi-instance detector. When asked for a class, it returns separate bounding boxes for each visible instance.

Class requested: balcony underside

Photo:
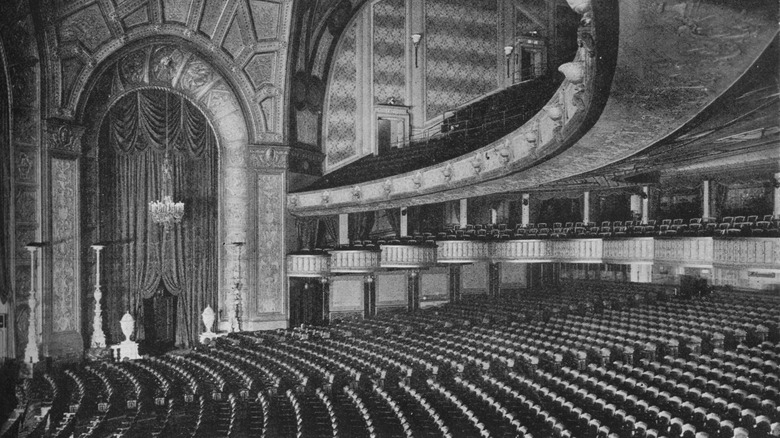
[288,0,779,216]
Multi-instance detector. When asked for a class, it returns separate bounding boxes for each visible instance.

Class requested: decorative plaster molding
[45,119,85,153]
[249,145,289,170]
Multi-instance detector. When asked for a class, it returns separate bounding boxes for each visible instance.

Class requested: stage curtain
[296,217,319,250]
[349,211,375,242]
[319,216,339,247]
[100,90,217,347]
[385,209,400,236]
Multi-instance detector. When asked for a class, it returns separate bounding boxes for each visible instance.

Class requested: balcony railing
[287,237,780,277]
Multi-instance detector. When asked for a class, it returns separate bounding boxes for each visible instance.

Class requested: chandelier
[149,95,184,230]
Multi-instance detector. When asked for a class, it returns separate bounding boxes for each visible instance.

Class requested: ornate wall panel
[552,239,602,263]
[461,261,488,293]
[493,239,551,262]
[713,238,780,269]
[0,0,42,358]
[372,0,406,105]
[50,158,79,333]
[324,23,358,166]
[330,275,364,314]
[253,170,287,319]
[376,271,407,307]
[437,240,490,264]
[653,237,714,266]
[420,267,449,302]
[424,0,498,120]
[603,237,654,263]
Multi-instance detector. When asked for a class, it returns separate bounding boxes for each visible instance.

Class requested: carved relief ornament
[46,119,85,153]
[250,146,289,169]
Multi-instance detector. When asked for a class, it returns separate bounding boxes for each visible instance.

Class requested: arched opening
[96,89,219,349]
[74,41,255,350]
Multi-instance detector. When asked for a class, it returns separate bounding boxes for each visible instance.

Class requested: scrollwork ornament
[412,171,423,189]
[251,147,288,169]
[442,163,454,182]
[496,140,511,165]
[382,179,393,197]
[470,155,484,175]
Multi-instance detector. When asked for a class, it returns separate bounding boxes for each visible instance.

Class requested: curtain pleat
[385,209,400,236]
[320,216,339,247]
[101,90,217,347]
[349,212,376,242]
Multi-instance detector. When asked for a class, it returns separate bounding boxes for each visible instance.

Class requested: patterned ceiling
[43,0,293,143]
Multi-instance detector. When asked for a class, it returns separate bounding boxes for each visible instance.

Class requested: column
[400,208,408,236]
[246,146,288,331]
[407,270,420,311]
[641,186,650,224]
[363,275,376,318]
[24,245,40,368]
[583,191,590,224]
[702,180,710,219]
[488,262,501,298]
[521,194,530,226]
[774,172,780,218]
[90,245,106,350]
[459,199,468,228]
[449,265,461,302]
[320,277,330,326]
[46,119,87,359]
[339,213,349,245]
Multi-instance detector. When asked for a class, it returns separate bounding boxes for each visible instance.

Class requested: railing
[287,237,780,277]
[437,241,490,264]
[381,245,437,269]
[329,249,382,273]
[286,253,331,277]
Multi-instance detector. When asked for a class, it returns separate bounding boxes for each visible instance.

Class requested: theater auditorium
[0,0,779,436]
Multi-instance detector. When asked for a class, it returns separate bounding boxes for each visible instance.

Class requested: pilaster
[245,145,289,330]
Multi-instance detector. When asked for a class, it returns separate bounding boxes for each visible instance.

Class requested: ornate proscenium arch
[74,41,253,339]
[44,0,293,144]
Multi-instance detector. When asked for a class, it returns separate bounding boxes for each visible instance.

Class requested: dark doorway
[289,279,326,327]
[142,283,178,355]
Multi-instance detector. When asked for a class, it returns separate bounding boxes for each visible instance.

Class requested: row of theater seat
[18,283,780,437]
[430,216,780,240]
[298,215,780,252]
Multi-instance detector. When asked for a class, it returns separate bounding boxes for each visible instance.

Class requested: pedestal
[23,246,40,369]
[199,305,226,344]
[111,311,140,360]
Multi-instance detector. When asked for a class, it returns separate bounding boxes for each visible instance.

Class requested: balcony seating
[304,77,561,191]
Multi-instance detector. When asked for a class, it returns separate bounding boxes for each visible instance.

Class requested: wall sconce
[504,45,514,78]
[411,33,423,68]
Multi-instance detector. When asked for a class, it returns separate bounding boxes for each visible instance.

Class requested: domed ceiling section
[288,0,779,216]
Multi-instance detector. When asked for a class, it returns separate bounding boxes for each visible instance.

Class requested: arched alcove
[73,41,252,348]
[95,88,219,348]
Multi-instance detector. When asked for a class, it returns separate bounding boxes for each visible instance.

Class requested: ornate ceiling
[288,0,779,216]
[42,0,293,143]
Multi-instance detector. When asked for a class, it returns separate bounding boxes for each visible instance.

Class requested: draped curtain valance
[108,90,214,157]
[100,89,218,347]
